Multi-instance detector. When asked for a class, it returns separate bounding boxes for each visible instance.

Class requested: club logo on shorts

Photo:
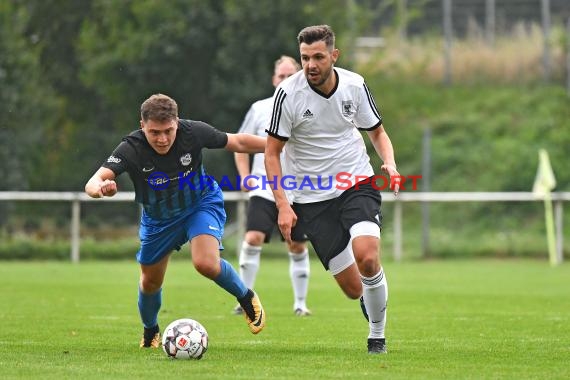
[342,100,354,117]
[180,153,192,166]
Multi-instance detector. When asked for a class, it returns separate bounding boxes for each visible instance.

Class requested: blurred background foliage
[0,0,569,259]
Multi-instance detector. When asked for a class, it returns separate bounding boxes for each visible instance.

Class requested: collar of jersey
[308,69,339,99]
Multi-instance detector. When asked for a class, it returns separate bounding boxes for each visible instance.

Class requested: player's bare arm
[366,125,400,194]
[85,167,118,198]
[264,136,297,242]
[225,133,266,154]
[234,152,254,191]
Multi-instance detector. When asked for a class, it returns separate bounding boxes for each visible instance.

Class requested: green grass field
[1,258,568,379]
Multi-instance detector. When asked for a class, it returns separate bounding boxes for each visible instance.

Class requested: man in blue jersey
[265,25,400,354]
[85,93,266,348]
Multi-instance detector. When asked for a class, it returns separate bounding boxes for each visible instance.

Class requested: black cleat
[367,338,387,354]
[140,325,160,348]
[237,289,265,334]
[360,296,369,322]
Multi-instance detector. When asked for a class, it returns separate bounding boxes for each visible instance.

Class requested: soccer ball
[162,318,208,360]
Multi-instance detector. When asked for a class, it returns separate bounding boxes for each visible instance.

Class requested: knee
[353,238,380,276]
[139,276,162,294]
[193,260,219,280]
[288,241,306,254]
[245,231,265,246]
[356,254,380,277]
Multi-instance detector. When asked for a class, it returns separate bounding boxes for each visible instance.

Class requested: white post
[71,199,80,263]
[393,200,403,262]
[554,200,564,264]
[421,127,431,258]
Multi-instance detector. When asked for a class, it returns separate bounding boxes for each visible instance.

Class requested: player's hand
[277,204,297,243]
[99,179,118,197]
[380,163,400,196]
[241,176,257,192]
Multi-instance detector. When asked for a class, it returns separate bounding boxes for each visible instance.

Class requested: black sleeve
[101,141,132,176]
[191,120,229,149]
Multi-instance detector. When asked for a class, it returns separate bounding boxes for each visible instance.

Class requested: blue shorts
[136,188,226,265]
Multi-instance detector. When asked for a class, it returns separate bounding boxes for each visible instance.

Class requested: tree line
[0,0,374,192]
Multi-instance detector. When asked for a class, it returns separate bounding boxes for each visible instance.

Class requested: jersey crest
[180,153,192,166]
[342,100,355,117]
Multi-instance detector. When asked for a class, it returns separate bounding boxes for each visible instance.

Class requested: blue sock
[138,287,162,328]
[214,259,248,299]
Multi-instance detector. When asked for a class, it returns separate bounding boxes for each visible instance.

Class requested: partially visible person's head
[140,93,178,123]
[297,25,335,50]
[140,94,178,155]
[296,25,339,92]
[272,55,301,87]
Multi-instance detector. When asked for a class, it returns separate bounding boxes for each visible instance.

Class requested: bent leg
[191,234,248,299]
[192,234,265,333]
[330,244,363,299]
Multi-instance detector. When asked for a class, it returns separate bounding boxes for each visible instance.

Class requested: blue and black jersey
[102,119,228,220]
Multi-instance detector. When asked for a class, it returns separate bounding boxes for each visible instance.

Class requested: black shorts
[246,196,308,243]
[292,178,382,270]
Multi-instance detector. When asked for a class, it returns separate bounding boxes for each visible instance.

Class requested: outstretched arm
[225,133,266,154]
[367,125,401,195]
[85,167,118,198]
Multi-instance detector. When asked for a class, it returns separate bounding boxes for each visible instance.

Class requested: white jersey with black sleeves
[266,67,383,203]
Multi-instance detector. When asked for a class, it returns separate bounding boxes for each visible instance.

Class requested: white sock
[289,249,310,310]
[238,242,261,289]
[361,267,388,339]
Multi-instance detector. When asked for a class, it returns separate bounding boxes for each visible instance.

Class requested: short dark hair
[140,94,178,122]
[297,25,335,50]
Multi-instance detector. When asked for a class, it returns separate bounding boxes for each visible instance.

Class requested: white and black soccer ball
[162,318,208,360]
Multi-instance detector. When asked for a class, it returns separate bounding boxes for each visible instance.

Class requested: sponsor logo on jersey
[302,109,314,118]
[147,172,170,190]
[106,155,121,164]
[342,100,354,116]
[180,153,192,166]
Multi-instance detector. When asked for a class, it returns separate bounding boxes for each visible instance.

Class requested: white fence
[0,191,568,263]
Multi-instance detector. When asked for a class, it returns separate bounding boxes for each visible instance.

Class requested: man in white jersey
[265,25,400,354]
[233,56,311,317]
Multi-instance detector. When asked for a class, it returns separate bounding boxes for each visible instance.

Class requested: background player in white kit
[265,25,400,354]
[233,56,312,317]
